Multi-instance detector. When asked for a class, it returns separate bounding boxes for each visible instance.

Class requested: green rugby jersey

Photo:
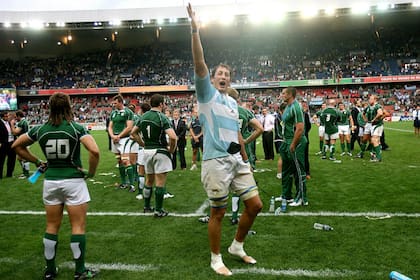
[316,109,325,126]
[17,118,29,135]
[28,120,89,180]
[321,107,339,135]
[337,109,351,125]
[110,107,134,135]
[357,111,366,127]
[364,103,383,125]
[282,100,305,144]
[238,106,255,139]
[139,109,172,149]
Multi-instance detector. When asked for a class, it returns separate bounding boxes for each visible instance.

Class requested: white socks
[228,239,257,264]
[210,252,232,276]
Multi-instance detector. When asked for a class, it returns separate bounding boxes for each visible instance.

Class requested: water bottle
[389,271,413,280]
[28,164,47,184]
[281,198,287,213]
[269,196,275,212]
[313,223,333,231]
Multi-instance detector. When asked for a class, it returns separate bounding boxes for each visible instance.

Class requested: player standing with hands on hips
[12,93,100,280]
[187,3,263,276]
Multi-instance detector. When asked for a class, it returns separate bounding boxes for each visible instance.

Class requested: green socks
[43,233,58,272]
[155,187,166,212]
[71,234,86,274]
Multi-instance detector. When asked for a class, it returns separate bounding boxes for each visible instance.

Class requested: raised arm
[187,3,209,78]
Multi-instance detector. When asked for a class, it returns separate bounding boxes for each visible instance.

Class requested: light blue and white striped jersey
[195,74,239,160]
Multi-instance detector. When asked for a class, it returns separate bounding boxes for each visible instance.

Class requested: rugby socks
[231,196,240,220]
[374,145,382,160]
[340,143,345,153]
[138,175,145,194]
[126,165,134,186]
[43,233,58,272]
[329,144,335,158]
[132,164,138,185]
[319,141,324,153]
[323,144,329,156]
[346,142,351,153]
[118,164,126,185]
[155,187,166,211]
[21,160,30,176]
[70,234,86,274]
[144,186,153,208]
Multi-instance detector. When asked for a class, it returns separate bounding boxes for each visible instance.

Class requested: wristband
[191,29,198,34]
[243,160,249,163]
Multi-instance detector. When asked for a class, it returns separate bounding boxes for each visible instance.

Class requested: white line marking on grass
[386,127,412,133]
[61,262,159,272]
[195,200,209,215]
[1,210,420,218]
[232,267,362,278]
[0,257,22,264]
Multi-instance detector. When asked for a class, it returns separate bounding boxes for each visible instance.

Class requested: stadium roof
[0,0,419,30]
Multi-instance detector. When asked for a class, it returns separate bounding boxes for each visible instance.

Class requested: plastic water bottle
[28,165,47,184]
[281,198,287,213]
[389,271,413,280]
[269,196,275,212]
[313,223,333,231]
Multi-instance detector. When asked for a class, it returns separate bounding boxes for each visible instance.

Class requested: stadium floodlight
[20,22,28,28]
[413,2,420,7]
[56,22,65,27]
[217,13,234,26]
[29,20,44,30]
[301,7,318,19]
[169,17,178,23]
[249,13,264,24]
[10,40,14,44]
[377,2,389,10]
[109,20,121,26]
[351,3,370,14]
[157,18,164,25]
[4,22,11,28]
[324,6,336,16]
[57,41,62,46]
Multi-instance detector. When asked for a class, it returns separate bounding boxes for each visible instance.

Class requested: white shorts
[111,137,128,154]
[324,132,339,141]
[43,178,90,206]
[120,137,139,154]
[318,126,325,137]
[201,154,258,208]
[364,123,383,137]
[358,126,365,137]
[143,149,173,174]
[338,125,350,135]
[137,147,145,165]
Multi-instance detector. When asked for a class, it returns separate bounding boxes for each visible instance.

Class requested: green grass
[1,121,419,279]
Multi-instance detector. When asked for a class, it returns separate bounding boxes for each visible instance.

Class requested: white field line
[0,258,366,277]
[194,200,209,215]
[232,267,363,278]
[61,261,158,272]
[386,127,412,133]
[1,210,420,218]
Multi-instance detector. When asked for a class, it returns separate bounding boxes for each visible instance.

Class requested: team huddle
[313,94,386,163]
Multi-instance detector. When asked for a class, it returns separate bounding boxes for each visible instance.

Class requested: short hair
[140,103,151,113]
[226,87,239,101]
[211,64,232,78]
[150,94,164,107]
[127,103,136,112]
[16,110,24,118]
[112,94,124,103]
[284,87,297,97]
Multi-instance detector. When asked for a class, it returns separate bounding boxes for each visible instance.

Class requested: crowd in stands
[16,84,419,126]
[0,26,419,90]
